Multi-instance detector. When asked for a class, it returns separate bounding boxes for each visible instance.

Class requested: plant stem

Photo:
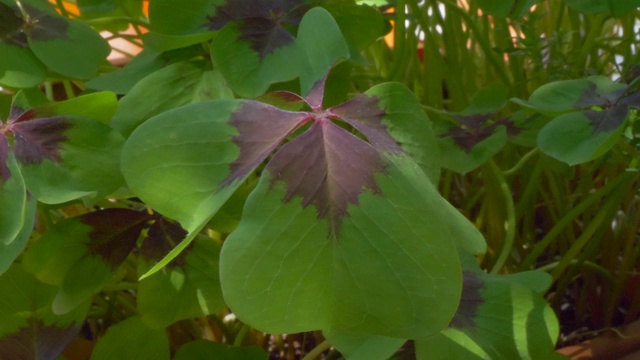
[301,340,332,360]
[487,160,516,274]
[233,323,250,346]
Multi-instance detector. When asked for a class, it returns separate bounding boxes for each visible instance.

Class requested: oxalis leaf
[0,264,89,360]
[22,208,151,314]
[3,92,124,203]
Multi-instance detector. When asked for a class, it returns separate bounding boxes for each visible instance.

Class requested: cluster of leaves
[9,0,640,358]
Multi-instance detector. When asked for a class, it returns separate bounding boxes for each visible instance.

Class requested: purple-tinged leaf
[584,105,629,133]
[448,272,484,330]
[0,135,10,182]
[266,119,386,237]
[0,1,26,47]
[20,2,69,42]
[207,0,310,59]
[11,116,72,164]
[0,265,89,360]
[574,81,627,108]
[329,94,402,154]
[0,318,80,360]
[139,217,188,266]
[223,101,309,186]
[305,73,328,111]
[81,209,152,267]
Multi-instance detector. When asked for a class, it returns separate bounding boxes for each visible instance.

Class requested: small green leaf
[0,43,46,88]
[138,230,225,329]
[537,108,628,165]
[90,316,170,360]
[110,61,233,137]
[324,332,405,360]
[148,0,219,35]
[437,125,508,174]
[174,340,267,360]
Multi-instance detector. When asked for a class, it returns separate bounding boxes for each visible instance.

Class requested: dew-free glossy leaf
[0,265,89,360]
[138,223,225,329]
[6,1,111,79]
[220,153,469,337]
[537,108,628,165]
[0,144,37,273]
[0,43,47,88]
[212,7,348,98]
[415,270,559,360]
[22,209,150,314]
[324,331,405,360]
[110,61,233,137]
[527,77,627,113]
[90,316,170,360]
[174,340,268,360]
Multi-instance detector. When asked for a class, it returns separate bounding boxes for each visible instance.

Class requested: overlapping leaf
[435,83,515,174]
[90,316,170,360]
[22,209,151,314]
[415,266,560,359]
[525,76,640,165]
[137,219,225,329]
[110,60,234,137]
[211,6,349,97]
[173,340,268,360]
[0,265,89,360]
[1,92,124,203]
[0,0,110,84]
[563,0,640,17]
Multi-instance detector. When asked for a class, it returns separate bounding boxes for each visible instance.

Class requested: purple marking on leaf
[0,318,80,360]
[329,94,403,154]
[620,89,640,108]
[222,101,309,186]
[449,271,484,330]
[574,82,627,109]
[21,3,69,42]
[11,116,72,164]
[583,105,629,133]
[266,118,387,237]
[207,0,310,60]
[305,73,328,110]
[81,209,151,267]
[8,106,31,124]
[0,136,10,183]
[443,114,517,153]
[0,2,27,47]
[140,217,189,267]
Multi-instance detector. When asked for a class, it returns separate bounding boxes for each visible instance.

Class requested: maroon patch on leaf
[222,101,309,186]
[443,114,518,153]
[0,136,11,183]
[21,3,70,42]
[81,209,152,267]
[0,2,27,47]
[449,271,485,330]
[266,118,387,237]
[0,317,80,360]
[584,104,629,133]
[11,116,72,164]
[574,82,627,109]
[329,94,403,154]
[207,0,310,59]
[139,217,189,268]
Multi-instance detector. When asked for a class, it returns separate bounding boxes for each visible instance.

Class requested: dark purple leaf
[0,135,10,182]
[329,94,402,154]
[266,118,386,238]
[140,217,188,267]
[305,72,328,111]
[11,116,72,164]
[583,104,629,133]
[619,89,640,108]
[207,0,311,59]
[449,271,485,330]
[442,113,518,153]
[222,101,309,186]
[0,318,80,360]
[0,1,26,47]
[81,209,151,267]
[20,3,69,42]
[574,82,627,108]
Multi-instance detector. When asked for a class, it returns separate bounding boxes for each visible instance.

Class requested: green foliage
[3,0,640,358]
